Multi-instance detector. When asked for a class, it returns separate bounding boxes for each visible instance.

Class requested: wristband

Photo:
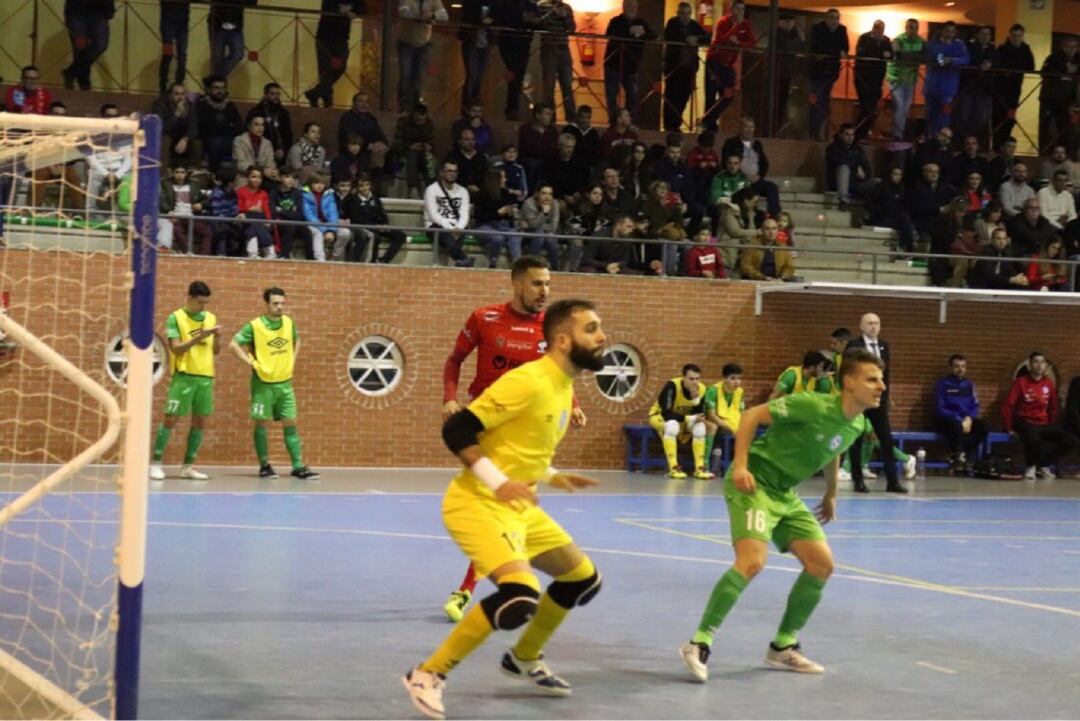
[542,467,559,483]
[471,457,509,492]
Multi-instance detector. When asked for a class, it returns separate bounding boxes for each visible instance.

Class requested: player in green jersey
[680,348,885,679]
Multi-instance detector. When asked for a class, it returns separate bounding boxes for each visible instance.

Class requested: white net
[0,112,149,720]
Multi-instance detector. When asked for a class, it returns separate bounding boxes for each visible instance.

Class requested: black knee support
[480,583,540,630]
[547,571,602,610]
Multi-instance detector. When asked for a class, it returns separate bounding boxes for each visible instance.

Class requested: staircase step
[785,208,854,228]
[801,267,931,285]
[772,176,819,193]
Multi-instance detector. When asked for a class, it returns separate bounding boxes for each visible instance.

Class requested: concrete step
[785,208,855,228]
[801,268,931,285]
[773,176,819,193]
[779,191,831,205]
[3,227,122,253]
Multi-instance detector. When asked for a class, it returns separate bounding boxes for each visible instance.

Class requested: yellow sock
[513,558,595,661]
[692,437,706,470]
[661,435,679,469]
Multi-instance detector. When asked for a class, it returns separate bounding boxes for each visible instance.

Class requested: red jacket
[5,84,52,114]
[236,186,272,219]
[685,245,727,278]
[1002,374,1058,431]
[707,15,756,65]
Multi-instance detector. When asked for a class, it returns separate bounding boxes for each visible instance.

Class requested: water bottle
[915,448,927,482]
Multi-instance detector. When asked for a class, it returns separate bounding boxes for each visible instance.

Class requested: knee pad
[547,570,603,610]
[480,582,540,631]
[663,420,680,438]
[692,422,707,440]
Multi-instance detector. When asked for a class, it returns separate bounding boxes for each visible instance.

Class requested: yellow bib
[171,309,217,378]
[780,365,815,394]
[251,315,295,383]
[711,383,743,431]
[651,376,706,416]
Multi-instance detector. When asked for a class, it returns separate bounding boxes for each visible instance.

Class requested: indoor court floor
[3,467,1080,719]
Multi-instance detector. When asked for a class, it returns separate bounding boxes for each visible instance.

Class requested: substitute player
[703,363,745,473]
[228,287,319,480]
[150,281,220,480]
[441,255,586,623]
[768,351,833,398]
[648,364,714,479]
[402,300,606,721]
[679,348,885,679]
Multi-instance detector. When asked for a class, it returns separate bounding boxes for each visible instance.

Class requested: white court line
[826,534,1080,541]
[366,489,388,495]
[916,661,958,675]
[1063,550,1080,555]
[617,518,1080,525]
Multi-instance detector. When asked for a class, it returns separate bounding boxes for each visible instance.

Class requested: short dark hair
[948,353,966,364]
[501,143,518,154]
[665,131,685,148]
[355,172,373,185]
[247,114,265,128]
[49,100,66,112]
[99,103,118,117]
[1010,23,1025,33]
[722,363,742,377]
[263,287,286,303]
[840,348,884,383]
[578,104,592,114]
[346,134,363,147]
[803,351,827,368]
[21,65,39,76]
[188,281,211,298]
[532,102,554,118]
[839,123,856,133]
[831,327,852,341]
[1054,169,1070,179]
[542,299,596,344]
[263,82,281,94]
[942,21,956,29]
[204,74,226,88]
[682,363,701,375]
[697,131,716,147]
[302,121,320,134]
[1029,350,1047,363]
[510,254,550,279]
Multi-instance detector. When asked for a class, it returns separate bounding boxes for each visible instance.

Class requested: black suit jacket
[846,335,891,397]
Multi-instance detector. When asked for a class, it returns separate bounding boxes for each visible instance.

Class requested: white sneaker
[1024,466,1037,481]
[180,465,210,481]
[679,641,710,682]
[838,468,852,482]
[149,464,165,480]
[765,643,825,674]
[862,466,877,479]
[401,666,445,720]
[499,649,571,696]
[1037,467,1056,481]
[904,455,917,480]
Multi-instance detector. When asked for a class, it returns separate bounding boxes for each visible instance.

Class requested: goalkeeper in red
[680,348,884,679]
[441,255,585,623]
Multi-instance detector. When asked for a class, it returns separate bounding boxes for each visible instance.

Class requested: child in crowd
[209,168,241,256]
[491,143,528,203]
[160,165,213,254]
[331,178,357,261]
[684,227,727,278]
[346,173,407,263]
[236,165,276,258]
[777,210,795,248]
[271,169,306,259]
[301,172,339,262]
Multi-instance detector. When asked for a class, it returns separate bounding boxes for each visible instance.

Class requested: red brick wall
[2,250,1075,468]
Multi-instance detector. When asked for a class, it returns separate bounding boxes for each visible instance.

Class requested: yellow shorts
[648,413,695,443]
[442,479,575,578]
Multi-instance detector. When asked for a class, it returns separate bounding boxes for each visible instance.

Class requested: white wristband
[471,457,509,492]
[542,467,559,483]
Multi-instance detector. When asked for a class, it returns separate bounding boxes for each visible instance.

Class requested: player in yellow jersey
[402,299,606,720]
[648,364,714,479]
[151,281,221,480]
[769,352,833,399]
[703,363,745,473]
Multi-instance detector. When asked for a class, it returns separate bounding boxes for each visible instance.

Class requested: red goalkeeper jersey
[443,302,547,403]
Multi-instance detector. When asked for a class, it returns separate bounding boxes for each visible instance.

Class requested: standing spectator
[999,161,1036,218]
[305,0,366,107]
[866,166,915,254]
[338,91,389,154]
[846,312,907,493]
[491,143,528,202]
[934,354,990,473]
[853,20,892,141]
[444,127,489,196]
[233,116,278,177]
[703,0,756,133]
[518,103,559,189]
[806,8,849,141]
[301,172,339,261]
[951,135,990,189]
[394,103,437,196]
[739,217,796,281]
[271,170,307,259]
[525,0,576,121]
[1007,197,1058,256]
[993,24,1035,148]
[286,122,328,184]
[773,12,804,136]
[397,0,448,112]
[599,107,638,164]
[603,0,656,123]
[825,124,873,208]
[491,0,534,121]
[348,173,406,263]
[423,160,474,267]
[956,25,996,144]
[1025,237,1070,291]
[967,227,1028,288]
[1039,36,1080,150]
[923,22,969,139]
[662,2,708,132]
[61,0,114,90]
[196,75,244,171]
[1002,352,1077,480]
[886,18,924,141]
[1039,145,1072,186]
[236,166,277,259]
[721,116,781,218]
[451,103,496,157]
[684,227,726,278]
[159,0,192,94]
[473,167,522,267]
[247,83,293,168]
[986,136,1019,194]
[208,0,256,79]
[562,105,601,171]
[519,183,561,268]
[5,66,52,115]
[458,0,492,113]
[1037,170,1078,230]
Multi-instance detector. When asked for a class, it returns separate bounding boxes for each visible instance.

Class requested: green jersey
[776,368,833,396]
[887,33,925,86]
[726,392,868,493]
[232,315,298,346]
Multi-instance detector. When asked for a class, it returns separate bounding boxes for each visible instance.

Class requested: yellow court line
[615,518,1080,619]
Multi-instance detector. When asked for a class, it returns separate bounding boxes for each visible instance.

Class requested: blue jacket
[301,186,339,234]
[935,375,980,422]
[924,39,970,98]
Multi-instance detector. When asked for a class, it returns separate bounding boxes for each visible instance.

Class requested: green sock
[184,429,204,465]
[892,446,910,462]
[283,425,304,469]
[704,433,715,466]
[773,571,827,648]
[254,425,269,465]
[152,424,171,462]
[692,568,748,646]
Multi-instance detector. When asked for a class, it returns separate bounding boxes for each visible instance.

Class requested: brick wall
[2,249,1076,469]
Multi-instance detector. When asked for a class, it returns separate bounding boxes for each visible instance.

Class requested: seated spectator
[301,172,339,262]
[286,122,328,185]
[451,102,496,157]
[6,65,52,114]
[1007,197,1058,256]
[338,90,388,154]
[568,183,609,239]
[1002,351,1077,480]
[950,135,990,189]
[1025,237,1070,291]
[330,134,367,184]
[967,227,1029,289]
[423,160,474,267]
[330,178,357,261]
[769,351,831,398]
[472,167,522,268]
[580,212,646,274]
[233,115,278,179]
[600,107,638,164]
[236,166,276,259]
[908,162,955,238]
[271,169,307,259]
[1070,146,1080,191]
[519,183,561,269]
[913,127,955,176]
[639,179,685,275]
[562,105,601,170]
[1000,160,1036,217]
[1036,170,1077,230]
[684,227,726,278]
[348,173,406,264]
[599,165,636,220]
[866,166,915,253]
[1038,145,1072,186]
[686,131,720,208]
[934,354,990,473]
[776,210,795,246]
[709,154,749,215]
[961,172,991,212]
[928,198,977,286]
[720,116,782,217]
[491,143,528,202]
[652,134,703,233]
[620,141,651,200]
[739,217,796,281]
[195,75,243,171]
[985,136,1018,194]
[394,103,437,197]
[208,167,241,256]
[87,106,135,214]
[247,82,293,168]
[647,363,712,479]
[703,362,743,469]
[541,133,588,214]
[825,123,873,208]
[718,186,763,252]
[162,164,212,255]
[152,83,199,168]
[445,126,489,196]
[973,200,1006,246]
[518,102,559,189]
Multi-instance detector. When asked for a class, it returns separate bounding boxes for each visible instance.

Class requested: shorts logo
[828,434,843,451]
[483,311,500,322]
[267,337,288,349]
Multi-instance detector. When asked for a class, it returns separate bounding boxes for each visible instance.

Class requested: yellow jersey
[248,315,296,383]
[649,376,706,418]
[168,308,217,378]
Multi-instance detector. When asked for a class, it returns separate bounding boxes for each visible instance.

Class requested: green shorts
[250,377,297,421]
[164,374,214,417]
[725,480,825,553]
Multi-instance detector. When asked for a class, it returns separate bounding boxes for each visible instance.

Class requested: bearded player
[441,255,586,622]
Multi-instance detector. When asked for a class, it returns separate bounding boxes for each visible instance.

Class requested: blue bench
[623,424,747,475]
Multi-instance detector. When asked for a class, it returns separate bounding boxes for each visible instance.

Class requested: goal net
[0,113,159,719]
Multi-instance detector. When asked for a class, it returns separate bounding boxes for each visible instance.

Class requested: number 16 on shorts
[746,509,767,533]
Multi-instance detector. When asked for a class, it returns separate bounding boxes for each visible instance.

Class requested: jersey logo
[829,434,843,451]
[267,337,289,349]
[510,326,534,333]
[495,336,506,348]
[483,311,500,322]
[773,396,789,417]
[538,341,548,353]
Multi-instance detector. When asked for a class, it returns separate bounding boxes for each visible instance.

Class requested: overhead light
[944,1,955,5]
